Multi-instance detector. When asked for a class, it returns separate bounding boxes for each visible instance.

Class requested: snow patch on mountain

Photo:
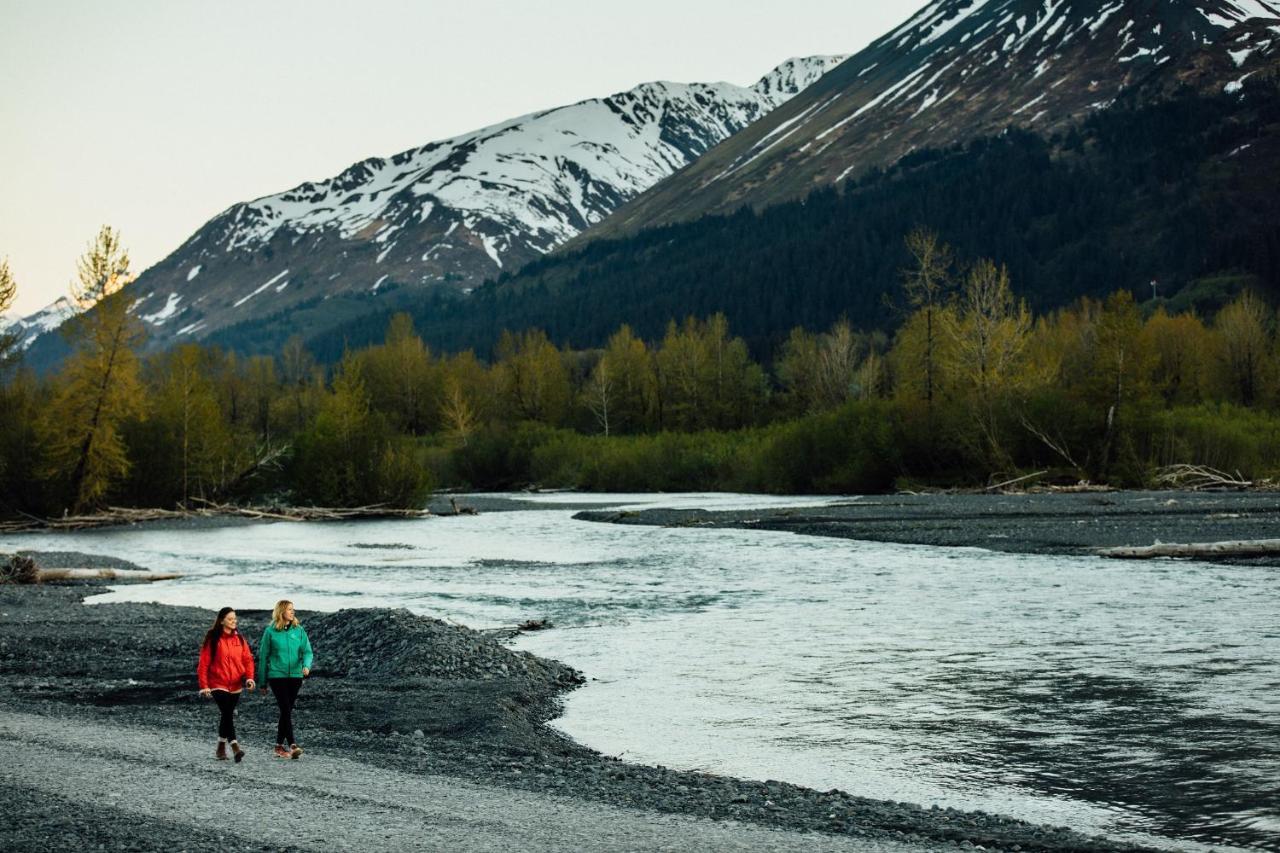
[233,270,289,308]
[141,293,184,326]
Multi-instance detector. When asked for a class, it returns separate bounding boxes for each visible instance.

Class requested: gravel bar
[0,568,1156,852]
[574,491,1280,563]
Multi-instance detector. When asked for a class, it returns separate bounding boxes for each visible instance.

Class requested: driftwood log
[0,501,432,533]
[0,554,177,584]
[35,568,181,582]
[1098,539,1280,560]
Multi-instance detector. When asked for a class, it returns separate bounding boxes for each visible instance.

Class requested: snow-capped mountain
[591,0,1280,239]
[1,297,77,352]
[92,56,844,349]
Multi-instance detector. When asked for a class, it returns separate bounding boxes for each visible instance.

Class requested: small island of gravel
[574,490,1280,565]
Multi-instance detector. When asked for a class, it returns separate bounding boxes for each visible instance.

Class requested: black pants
[269,677,303,745]
[212,690,240,741]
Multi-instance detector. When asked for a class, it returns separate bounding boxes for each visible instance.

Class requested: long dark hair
[203,607,237,661]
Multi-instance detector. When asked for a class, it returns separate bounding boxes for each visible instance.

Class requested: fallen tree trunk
[1098,539,1280,559]
[0,501,432,532]
[36,568,181,582]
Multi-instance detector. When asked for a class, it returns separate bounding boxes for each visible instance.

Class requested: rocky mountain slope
[588,0,1280,239]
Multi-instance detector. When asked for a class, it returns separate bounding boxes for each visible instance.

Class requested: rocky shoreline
[575,490,1280,564]
[0,565,1154,852]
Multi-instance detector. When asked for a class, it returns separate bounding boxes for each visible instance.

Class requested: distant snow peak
[4,296,78,350]
[752,55,849,101]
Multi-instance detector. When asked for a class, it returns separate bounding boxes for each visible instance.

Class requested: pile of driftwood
[0,500,431,533]
[1153,464,1272,491]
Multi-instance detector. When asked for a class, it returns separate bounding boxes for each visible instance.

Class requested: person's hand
[302,667,310,678]
[199,688,212,698]
[245,679,256,691]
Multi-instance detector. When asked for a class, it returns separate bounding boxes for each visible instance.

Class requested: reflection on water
[4,492,1277,851]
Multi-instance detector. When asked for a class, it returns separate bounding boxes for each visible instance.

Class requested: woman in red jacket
[197,607,256,761]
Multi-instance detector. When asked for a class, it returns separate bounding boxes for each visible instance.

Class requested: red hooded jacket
[197,631,255,692]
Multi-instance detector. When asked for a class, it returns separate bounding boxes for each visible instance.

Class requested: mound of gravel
[309,608,583,687]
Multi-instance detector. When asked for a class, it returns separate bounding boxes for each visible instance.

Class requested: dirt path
[0,709,919,852]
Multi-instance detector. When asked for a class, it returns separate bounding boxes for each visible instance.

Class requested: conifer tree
[42,227,146,512]
[901,228,954,413]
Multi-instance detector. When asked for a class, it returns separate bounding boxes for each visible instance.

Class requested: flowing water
[5,493,1277,851]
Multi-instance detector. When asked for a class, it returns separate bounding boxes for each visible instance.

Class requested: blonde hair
[272,600,300,630]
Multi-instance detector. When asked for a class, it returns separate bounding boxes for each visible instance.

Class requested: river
[5,493,1277,851]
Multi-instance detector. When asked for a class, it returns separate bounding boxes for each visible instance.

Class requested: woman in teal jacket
[258,599,314,759]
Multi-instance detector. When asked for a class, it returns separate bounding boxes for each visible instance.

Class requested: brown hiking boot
[216,741,228,761]
[273,744,292,759]
[231,741,245,763]
[290,744,303,759]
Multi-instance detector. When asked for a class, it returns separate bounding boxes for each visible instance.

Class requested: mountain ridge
[583,0,1280,241]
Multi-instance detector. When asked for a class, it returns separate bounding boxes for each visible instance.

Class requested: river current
[6,493,1277,851]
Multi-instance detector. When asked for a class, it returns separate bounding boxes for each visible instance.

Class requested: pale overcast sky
[0,0,927,314]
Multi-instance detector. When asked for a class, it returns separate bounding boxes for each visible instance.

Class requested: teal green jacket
[257,623,314,679]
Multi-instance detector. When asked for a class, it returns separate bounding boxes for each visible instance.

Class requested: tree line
[2,225,1278,516]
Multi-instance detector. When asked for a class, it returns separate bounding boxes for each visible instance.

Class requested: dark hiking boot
[290,744,303,759]
[273,744,292,759]
[231,741,245,763]
[216,741,228,761]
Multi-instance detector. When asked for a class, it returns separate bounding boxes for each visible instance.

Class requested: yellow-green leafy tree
[777,319,873,415]
[243,354,280,443]
[42,227,146,512]
[360,313,440,435]
[280,335,323,434]
[496,328,571,425]
[775,327,823,415]
[439,351,495,446]
[1139,308,1211,406]
[1210,291,1274,407]
[656,314,765,430]
[1081,291,1157,479]
[941,259,1031,472]
[584,325,656,435]
[144,345,234,505]
[292,356,430,507]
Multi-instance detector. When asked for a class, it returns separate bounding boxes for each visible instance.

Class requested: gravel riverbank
[574,491,1280,564]
[0,573,1153,852]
